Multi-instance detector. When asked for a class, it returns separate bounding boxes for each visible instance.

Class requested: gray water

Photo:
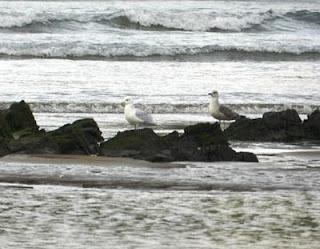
[1,0,320,248]
[1,150,320,248]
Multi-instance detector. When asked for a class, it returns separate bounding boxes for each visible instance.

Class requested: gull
[208,90,239,127]
[122,97,155,129]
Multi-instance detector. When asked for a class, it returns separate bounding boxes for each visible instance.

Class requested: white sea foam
[0,101,318,115]
[0,10,275,31]
[122,9,275,31]
[0,41,319,59]
[0,8,318,32]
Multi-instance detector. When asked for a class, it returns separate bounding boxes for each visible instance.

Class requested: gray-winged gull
[122,97,155,129]
[208,90,239,127]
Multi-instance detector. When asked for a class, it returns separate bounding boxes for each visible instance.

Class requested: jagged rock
[183,122,228,146]
[263,109,302,129]
[0,137,10,157]
[170,123,257,162]
[100,124,258,163]
[100,128,173,161]
[234,152,260,162]
[0,112,12,139]
[44,118,103,154]
[2,100,39,134]
[225,109,304,141]
[9,118,103,155]
[303,110,320,139]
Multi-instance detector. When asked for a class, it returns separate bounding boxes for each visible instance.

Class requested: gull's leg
[135,124,137,130]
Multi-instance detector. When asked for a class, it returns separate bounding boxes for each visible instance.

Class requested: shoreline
[0,152,318,191]
[0,154,185,169]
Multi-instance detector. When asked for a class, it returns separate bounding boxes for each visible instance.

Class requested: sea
[0,0,320,248]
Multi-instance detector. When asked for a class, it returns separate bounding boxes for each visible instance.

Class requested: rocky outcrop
[1,100,39,136]
[100,128,173,162]
[0,101,103,156]
[1,101,319,163]
[10,119,103,155]
[225,109,305,141]
[303,110,320,140]
[100,123,258,162]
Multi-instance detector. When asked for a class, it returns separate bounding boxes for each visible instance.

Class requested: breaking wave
[286,10,320,25]
[0,102,318,115]
[0,10,319,33]
[1,44,319,61]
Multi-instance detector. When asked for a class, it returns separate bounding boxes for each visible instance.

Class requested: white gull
[208,90,239,124]
[122,97,155,129]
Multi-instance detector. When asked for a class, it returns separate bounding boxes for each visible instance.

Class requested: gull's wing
[134,108,155,125]
[219,105,239,120]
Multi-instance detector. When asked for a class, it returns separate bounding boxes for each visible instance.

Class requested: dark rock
[0,112,12,139]
[183,122,228,146]
[162,131,180,146]
[100,128,170,160]
[263,109,301,129]
[7,135,43,153]
[2,100,39,134]
[168,123,235,161]
[100,124,258,163]
[0,137,10,157]
[234,152,259,162]
[303,110,320,139]
[0,100,259,162]
[144,150,174,162]
[10,118,103,155]
[45,118,103,155]
[225,109,304,142]
[224,117,267,141]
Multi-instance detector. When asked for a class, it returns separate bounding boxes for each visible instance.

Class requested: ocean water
[0,0,320,248]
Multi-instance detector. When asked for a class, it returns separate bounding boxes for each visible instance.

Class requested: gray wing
[135,108,155,125]
[219,105,239,120]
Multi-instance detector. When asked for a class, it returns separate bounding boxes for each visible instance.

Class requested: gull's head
[121,97,133,107]
[208,90,219,99]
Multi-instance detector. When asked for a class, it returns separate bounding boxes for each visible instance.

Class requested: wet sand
[0,153,314,191]
[281,150,320,160]
[0,154,185,168]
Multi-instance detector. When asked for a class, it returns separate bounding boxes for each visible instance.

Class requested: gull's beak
[208,92,213,96]
[121,102,125,107]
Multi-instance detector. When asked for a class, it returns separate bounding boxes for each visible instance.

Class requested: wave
[101,11,276,32]
[1,45,319,61]
[0,102,318,115]
[0,10,319,33]
[285,10,320,25]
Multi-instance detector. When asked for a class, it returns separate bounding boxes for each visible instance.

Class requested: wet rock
[263,109,302,129]
[7,135,44,153]
[0,112,12,139]
[225,109,304,141]
[0,137,10,157]
[9,118,103,155]
[167,123,231,161]
[171,123,257,162]
[0,100,258,162]
[234,152,259,162]
[303,110,320,139]
[183,122,228,146]
[100,124,258,163]
[100,128,172,161]
[2,100,39,134]
[44,118,103,155]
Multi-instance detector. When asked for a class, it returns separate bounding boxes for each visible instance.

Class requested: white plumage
[122,97,155,129]
[208,90,239,121]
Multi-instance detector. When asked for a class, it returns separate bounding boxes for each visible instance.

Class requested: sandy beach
[1,151,319,191]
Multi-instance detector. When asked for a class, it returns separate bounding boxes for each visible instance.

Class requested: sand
[0,154,184,168]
